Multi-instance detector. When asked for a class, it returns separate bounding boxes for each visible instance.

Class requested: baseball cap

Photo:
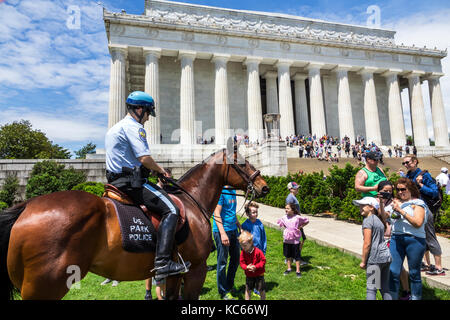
[366,151,381,161]
[441,167,448,173]
[352,197,380,210]
[287,182,299,190]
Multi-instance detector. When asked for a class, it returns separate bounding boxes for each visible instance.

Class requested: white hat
[352,197,380,210]
[441,167,448,173]
[287,182,299,190]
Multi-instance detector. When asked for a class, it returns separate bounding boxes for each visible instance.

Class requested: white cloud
[0,0,110,149]
[0,106,106,144]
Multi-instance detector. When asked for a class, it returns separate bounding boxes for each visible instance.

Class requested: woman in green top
[355,151,387,197]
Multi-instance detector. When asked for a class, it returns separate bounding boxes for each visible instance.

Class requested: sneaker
[399,291,411,301]
[283,269,292,276]
[101,278,112,285]
[111,280,119,287]
[145,291,152,300]
[420,262,430,272]
[223,292,237,300]
[296,272,302,278]
[251,291,261,299]
[426,268,446,276]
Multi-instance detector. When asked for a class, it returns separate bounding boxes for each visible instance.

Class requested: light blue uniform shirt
[105,115,151,173]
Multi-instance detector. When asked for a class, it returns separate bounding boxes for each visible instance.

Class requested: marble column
[335,65,355,143]
[294,73,309,135]
[307,63,327,138]
[277,60,295,139]
[407,71,429,147]
[428,73,449,147]
[245,57,264,143]
[179,51,197,145]
[382,69,406,147]
[212,54,231,145]
[263,71,279,114]
[143,47,162,144]
[359,67,382,146]
[108,45,128,129]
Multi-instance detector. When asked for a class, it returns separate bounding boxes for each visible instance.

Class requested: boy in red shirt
[238,231,266,300]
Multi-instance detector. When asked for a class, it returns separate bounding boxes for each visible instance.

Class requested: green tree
[25,160,86,199]
[0,175,20,206]
[0,120,71,159]
[75,142,96,159]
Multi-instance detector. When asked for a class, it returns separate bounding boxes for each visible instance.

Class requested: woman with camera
[380,178,428,300]
[378,181,411,300]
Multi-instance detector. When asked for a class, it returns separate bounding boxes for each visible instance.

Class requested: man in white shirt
[436,167,449,188]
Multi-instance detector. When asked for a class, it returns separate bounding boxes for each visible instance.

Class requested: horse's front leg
[182,262,208,300]
[164,275,182,300]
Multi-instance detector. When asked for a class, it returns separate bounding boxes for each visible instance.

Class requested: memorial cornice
[104,2,446,59]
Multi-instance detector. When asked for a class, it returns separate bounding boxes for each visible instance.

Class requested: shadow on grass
[422,283,443,300]
[200,286,212,295]
[234,281,279,299]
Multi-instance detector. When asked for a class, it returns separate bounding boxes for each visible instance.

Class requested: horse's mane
[177,148,226,182]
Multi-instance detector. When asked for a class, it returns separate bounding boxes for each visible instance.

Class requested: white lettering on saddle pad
[129,216,152,242]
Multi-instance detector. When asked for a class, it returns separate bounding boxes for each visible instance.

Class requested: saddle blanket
[107,198,189,253]
[109,198,157,253]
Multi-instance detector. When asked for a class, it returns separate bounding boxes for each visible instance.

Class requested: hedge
[256,163,450,231]
[72,182,105,197]
[26,160,86,199]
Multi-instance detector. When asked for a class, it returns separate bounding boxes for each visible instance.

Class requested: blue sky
[1,0,450,157]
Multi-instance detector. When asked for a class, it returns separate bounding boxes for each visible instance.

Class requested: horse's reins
[157,173,211,223]
[157,162,261,224]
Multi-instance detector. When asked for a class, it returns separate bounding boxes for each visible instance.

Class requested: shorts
[246,276,265,292]
[283,243,301,260]
[424,214,442,256]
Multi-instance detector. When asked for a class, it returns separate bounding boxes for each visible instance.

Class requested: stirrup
[150,253,190,274]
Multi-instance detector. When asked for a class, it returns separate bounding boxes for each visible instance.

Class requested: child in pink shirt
[277,203,309,278]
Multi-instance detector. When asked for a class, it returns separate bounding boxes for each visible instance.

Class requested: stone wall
[0,141,287,201]
[0,159,107,202]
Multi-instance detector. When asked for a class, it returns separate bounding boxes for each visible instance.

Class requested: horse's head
[222,143,270,198]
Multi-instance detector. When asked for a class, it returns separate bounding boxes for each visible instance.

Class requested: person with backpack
[402,155,445,276]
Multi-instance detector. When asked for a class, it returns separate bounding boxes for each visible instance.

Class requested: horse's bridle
[224,160,262,216]
[225,162,261,195]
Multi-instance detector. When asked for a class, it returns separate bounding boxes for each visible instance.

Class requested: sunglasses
[396,187,407,192]
[402,161,411,166]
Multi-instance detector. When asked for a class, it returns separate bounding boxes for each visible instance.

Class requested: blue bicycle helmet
[126,91,156,118]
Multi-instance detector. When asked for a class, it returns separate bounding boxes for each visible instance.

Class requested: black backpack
[417,170,443,215]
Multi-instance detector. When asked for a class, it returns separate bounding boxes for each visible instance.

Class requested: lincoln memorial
[103,0,449,158]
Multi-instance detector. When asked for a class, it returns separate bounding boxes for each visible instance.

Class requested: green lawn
[63,219,450,300]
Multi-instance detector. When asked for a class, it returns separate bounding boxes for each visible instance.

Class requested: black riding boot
[154,214,191,281]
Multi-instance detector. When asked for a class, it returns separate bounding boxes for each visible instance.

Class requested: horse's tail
[0,202,27,300]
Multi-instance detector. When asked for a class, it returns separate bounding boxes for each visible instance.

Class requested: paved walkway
[237,197,450,291]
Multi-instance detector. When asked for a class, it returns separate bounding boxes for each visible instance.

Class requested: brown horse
[0,148,269,300]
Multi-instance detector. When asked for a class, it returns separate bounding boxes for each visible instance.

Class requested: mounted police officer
[105,91,191,281]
